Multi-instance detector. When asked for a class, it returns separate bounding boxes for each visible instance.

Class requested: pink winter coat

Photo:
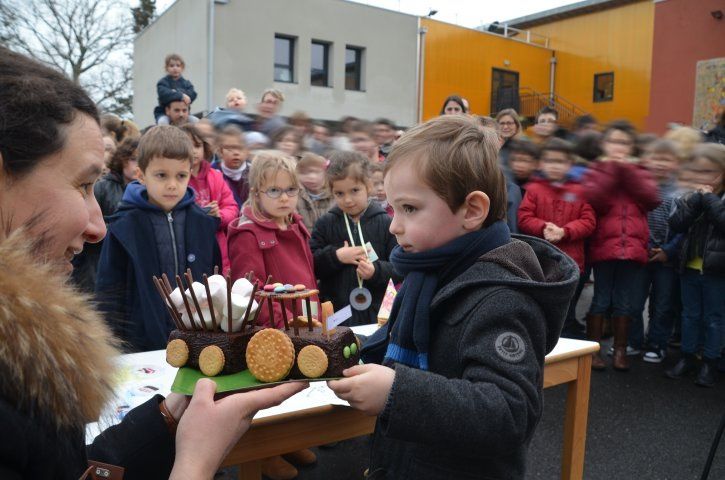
[518,177,596,272]
[189,161,239,272]
[227,206,317,328]
[582,161,660,265]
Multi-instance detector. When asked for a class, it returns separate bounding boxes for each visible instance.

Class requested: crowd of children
[84,52,725,479]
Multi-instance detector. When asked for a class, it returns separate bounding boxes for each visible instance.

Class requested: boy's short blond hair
[297,152,327,172]
[137,125,193,171]
[385,115,506,228]
[225,88,246,103]
[164,53,185,68]
[261,88,285,103]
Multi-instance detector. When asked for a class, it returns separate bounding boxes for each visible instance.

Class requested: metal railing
[517,87,589,126]
[478,23,550,48]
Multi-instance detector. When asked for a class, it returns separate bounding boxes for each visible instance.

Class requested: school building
[133,0,724,133]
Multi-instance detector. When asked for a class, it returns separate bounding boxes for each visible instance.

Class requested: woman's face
[0,114,106,273]
[443,100,463,116]
[497,115,518,139]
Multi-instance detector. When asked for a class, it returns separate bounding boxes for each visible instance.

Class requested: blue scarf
[382,221,511,370]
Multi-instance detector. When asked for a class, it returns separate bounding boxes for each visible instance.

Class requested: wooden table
[222,336,599,480]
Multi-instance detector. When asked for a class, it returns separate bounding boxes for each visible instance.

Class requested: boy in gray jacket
[329,115,579,479]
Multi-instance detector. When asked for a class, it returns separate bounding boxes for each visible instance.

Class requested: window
[593,72,614,102]
[345,46,363,91]
[274,35,295,83]
[311,41,330,87]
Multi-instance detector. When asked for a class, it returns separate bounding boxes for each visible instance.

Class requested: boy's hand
[356,258,375,280]
[327,364,395,416]
[206,201,220,218]
[182,94,191,105]
[336,241,366,265]
[649,248,668,263]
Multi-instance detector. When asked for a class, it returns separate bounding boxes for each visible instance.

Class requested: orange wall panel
[421,18,552,121]
[528,1,655,130]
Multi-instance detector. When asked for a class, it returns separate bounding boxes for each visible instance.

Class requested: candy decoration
[273,282,283,288]
[263,284,275,292]
[284,284,295,292]
[343,346,351,359]
[274,285,286,293]
[294,284,306,291]
[350,343,358,355]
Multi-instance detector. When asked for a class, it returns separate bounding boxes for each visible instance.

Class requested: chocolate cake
[168,327,261,375]
[286,327,360,379]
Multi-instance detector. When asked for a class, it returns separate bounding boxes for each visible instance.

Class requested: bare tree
[0,0,134,116]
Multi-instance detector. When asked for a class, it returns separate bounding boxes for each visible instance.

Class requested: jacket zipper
[167,212,179,277]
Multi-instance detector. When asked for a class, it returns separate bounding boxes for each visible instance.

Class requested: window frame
[274,34,296,83]
[310,40,331,87]
[345,45,364,91]
[593,72,614,103]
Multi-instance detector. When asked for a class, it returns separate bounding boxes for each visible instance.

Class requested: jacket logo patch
[495,332,526,362]
[187,253,196,262]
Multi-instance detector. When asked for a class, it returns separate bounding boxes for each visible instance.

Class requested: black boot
[695,358,718,388]
[665,353,698,379]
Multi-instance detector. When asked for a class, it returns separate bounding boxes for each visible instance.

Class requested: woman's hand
[170,378,307,479]
[328,364,395,416]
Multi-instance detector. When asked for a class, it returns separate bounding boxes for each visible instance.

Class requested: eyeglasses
[498,121,516,126]
[259,187,300,198]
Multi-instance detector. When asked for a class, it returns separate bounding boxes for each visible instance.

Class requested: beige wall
[133,0,419,127]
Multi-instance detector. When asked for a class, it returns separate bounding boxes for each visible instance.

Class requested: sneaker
[607,346,641,356]
[668,333,681,348]
[643,349,666,363]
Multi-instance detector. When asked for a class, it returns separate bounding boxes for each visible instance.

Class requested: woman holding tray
[0,46,306,479]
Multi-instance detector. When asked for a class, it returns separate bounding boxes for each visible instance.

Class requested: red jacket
[227,206,317,328]
[189,161,239,273]
[582,161,660,265]
[518,177,596,272]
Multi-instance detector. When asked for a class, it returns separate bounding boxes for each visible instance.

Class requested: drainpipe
[417,22,428,124]
[207,0,215,113]
[549,53,557,105]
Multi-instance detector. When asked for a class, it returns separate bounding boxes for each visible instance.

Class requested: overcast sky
[153,0,577,29]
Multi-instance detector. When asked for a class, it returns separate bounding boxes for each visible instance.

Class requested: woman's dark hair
[107,137,139,177]
[0,46,99,179]
[440,95,467,115]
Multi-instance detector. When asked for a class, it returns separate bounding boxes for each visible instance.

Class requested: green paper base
[171,367,342,395]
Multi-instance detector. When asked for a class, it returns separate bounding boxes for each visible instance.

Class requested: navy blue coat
[96,183,220,352]
[154,74,197,120]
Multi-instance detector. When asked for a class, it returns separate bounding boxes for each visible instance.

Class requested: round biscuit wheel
[297,345,329,378]
[198,345,225,377]
[166,339,189,367]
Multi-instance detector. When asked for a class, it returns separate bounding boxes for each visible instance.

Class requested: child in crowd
[182,124,238,273]
[369,162,393,216]
[328,115,578,479]
[583,121,660,371]
[310,151,401,326]
[508,138,540,196]
[255,88,286,136]
[154,54,197,125]
[206,88,254,132]
[373,118,397,158]
[212,125,251,208]
[245,131,270,151]
[532,106,559,143]
[630,140,683,363]
[296,152,332,231]
[226,88,247,111]
[227,150,316,329]
[96,126,221,352]
[518,138,596,338]
[307,121,332,155]
[271,125,304,158]
[349,120,384,163]
[666,143,725,387]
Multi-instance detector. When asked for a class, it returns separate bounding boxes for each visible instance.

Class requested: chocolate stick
[214,265,219,275]
[267,295,275,329]
[305,297,314,333]
[291,296,300,336]
[240,281,258,331]
[226,272,233,333]
[153,276,183,330]
[160,277,185,328]
[202,274,218,331]
[161,273,173,293]
[185,272,206,331]
[265,275,273,285]
[280,297,293,334]
[176,274,200,330]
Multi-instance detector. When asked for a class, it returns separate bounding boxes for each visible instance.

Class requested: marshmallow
[168,287,185,310]
[232,278,254,297]
[220,297,259,332]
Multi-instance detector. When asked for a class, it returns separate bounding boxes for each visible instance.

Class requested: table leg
[561,354,593,480]
[237,460,261,480]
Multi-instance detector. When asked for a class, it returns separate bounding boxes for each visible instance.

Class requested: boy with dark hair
[154,53,197,125]
[96,126,221,352]
[373,118,397,158]
[518,138,596,338]
[296,152,333,230]
[508,138,540,195]
[328,115,578,479]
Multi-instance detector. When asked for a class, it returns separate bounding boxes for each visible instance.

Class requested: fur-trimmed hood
[0,229,120,430]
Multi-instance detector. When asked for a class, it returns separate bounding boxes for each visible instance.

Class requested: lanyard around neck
[344,213,368,288]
